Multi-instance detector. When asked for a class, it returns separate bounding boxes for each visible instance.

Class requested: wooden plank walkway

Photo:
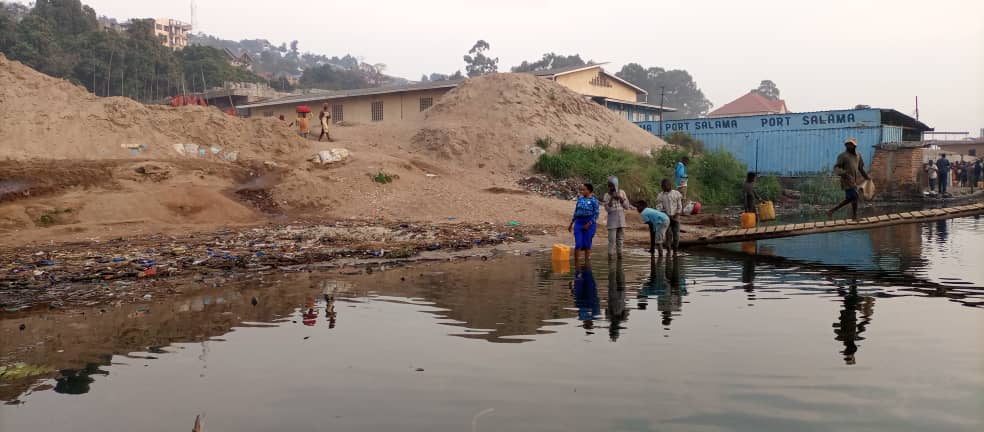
[683,202,984,247]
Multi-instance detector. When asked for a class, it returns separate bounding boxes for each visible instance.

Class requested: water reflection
[832,281,876,365]
[0,217,981,408]
[605,260,628,341]
[572,266,599,333]
[54,355,111,395]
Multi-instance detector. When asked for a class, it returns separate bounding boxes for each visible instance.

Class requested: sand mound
[410,73,666,167]
[0,54,305,161]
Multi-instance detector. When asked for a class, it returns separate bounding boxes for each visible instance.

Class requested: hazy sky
[20,0,984,133]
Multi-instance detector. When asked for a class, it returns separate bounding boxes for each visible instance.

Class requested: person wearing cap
[827,137,870,220]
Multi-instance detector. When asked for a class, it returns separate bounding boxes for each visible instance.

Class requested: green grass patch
[755,175,782,202]
[371,172,396,184]
[797,175,843,205]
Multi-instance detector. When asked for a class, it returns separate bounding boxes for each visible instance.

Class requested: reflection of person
[605,260,628,341]
[324,294,337,329]
[602,176,634,259]
[827,137,870,220]
[302,296,318,326]
[833,282,875,365]
[637,257,665,310]
[658,256,687,328]
[572,266,599,332]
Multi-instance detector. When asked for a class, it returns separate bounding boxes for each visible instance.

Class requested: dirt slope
[410,73,666,170]
[0,53,305,161]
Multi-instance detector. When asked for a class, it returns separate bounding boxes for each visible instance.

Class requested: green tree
[176,44,264,92]
[511,52,587,72]
[616,63,712,119]
[299,64,370,90]
[463,39,498,77]
[752,79,780,100]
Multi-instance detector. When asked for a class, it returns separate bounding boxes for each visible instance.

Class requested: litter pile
[0,221,550,310]
[0,54,306,161]
[518,174,582,200]
[410,73,666,168]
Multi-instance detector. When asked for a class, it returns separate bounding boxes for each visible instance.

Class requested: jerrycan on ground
[552,244,571,261]
[757,201,776,221]
[741,212,757,229]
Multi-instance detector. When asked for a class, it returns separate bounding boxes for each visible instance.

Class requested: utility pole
[658,86,665,138]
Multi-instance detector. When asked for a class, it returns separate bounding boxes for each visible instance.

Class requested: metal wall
[636,109,885,175]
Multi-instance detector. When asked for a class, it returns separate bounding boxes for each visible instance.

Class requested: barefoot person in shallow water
[568,183,599,264]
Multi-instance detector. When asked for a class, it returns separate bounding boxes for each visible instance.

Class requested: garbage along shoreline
[0,220,560,313]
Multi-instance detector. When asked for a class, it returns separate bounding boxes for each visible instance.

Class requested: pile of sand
[410,73,666,169]
[0,54,305,161]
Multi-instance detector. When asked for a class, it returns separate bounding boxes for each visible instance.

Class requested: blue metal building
[635,108,932,175]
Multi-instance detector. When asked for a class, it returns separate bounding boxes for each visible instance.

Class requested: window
[371,101,384,122]
[263,111,274,117]
[331,104,344,123]
[419,97,433,111]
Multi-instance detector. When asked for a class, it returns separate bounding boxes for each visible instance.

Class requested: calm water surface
[1,217,982,431]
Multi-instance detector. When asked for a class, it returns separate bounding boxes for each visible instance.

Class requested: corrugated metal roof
[237,80,463,109]
[594,97,677,112]
[530,63,609,77]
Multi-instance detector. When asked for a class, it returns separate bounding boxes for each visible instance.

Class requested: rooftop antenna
[914,96,919,120]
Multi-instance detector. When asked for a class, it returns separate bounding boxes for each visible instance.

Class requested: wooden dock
[683,202,984,247]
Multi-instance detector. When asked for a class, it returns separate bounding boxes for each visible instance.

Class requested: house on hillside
[223,48,255,71]
[708,91,789,118]
[530,63,675,122]
[153,18,191,50]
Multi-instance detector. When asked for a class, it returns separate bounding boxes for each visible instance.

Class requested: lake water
[2,216,982,431]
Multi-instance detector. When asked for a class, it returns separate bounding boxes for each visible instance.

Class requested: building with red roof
[708,91,789,118]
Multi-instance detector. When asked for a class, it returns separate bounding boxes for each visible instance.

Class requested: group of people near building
[925,155,982,196]
[568,158,690,263]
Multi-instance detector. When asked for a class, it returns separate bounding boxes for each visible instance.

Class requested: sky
[17,0,984,134]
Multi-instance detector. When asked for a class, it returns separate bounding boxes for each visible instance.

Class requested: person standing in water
[568,183,600,264]
[602,176,634,260]
[655,179,684,254]
[827,137,869,220]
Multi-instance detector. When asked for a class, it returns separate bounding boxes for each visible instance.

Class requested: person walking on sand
[936,154,951,196]
[602,176,634,260]
[655,179,683,254]
[568,183,600,264]
[635,200,670,257]
[827,137,870,220]
[675,156,690,200]
[318,104,332,142]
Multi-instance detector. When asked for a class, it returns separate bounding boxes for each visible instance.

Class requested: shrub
[372,172,395,184]
[799,175,842,205]
[534,136,552,150]
[755,175,782,202]
[664,131,704,154]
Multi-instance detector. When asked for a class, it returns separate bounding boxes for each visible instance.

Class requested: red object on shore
[295,105,311,114]
[691,201,702,215]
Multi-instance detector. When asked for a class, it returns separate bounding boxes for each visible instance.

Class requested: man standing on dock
[827,137,869,220]
[936,154,951,197]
